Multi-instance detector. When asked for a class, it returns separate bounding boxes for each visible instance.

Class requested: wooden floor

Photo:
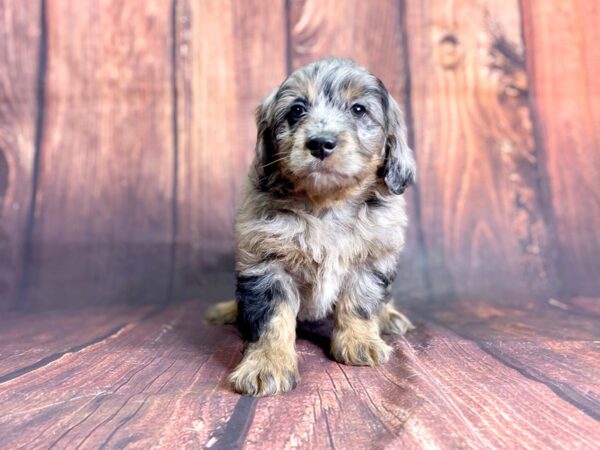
[1,296,599,450]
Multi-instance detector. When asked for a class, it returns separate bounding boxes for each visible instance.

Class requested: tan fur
[208,299,414,336]
[205,300,237,325]
[378,303,415,336]
[331,299,392,366]
[228,302,299,396]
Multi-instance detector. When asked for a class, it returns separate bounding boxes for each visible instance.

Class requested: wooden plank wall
[406,0,557,301]
[521,0,600,297]
[0,0,598,310]
[0,1,41,312]
[24,0,176,309]
[173,0,287,289]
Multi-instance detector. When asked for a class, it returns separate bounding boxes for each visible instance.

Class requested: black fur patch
[375,78,390,125]
[366,194,384,208]
[352,269,397,319]
[255,126,293,197]
[236,274,283,342]
[382,137,414,195]
[256,125,277,191]
[372,270,393,289]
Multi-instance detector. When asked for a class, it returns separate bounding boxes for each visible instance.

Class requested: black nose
[306,135,337,160]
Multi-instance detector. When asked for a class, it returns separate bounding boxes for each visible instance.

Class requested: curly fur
[208,57,416,396]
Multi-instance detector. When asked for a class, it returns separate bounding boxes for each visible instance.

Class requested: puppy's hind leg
[229,270,300,396]
[205,300,237,325]
[378,303,415,336]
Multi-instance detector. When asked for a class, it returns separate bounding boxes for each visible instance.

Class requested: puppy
[207,57,416,396]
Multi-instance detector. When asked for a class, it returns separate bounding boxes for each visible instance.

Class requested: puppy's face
[255,58,415,197]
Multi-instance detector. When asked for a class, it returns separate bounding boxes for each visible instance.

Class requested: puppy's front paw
[229,350,299,397]
[331,328,392,366]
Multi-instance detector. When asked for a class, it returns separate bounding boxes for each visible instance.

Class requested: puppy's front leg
[229,270,299,396]
[332,267,392,366]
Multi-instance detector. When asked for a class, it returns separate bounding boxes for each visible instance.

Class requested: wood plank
[251,317,600,448]
[22,1,175,308]
[288,0,427,301]
[0,0,41,309]
[407,297,600,421]
[570,296,600,317]
[0,301,599,448]
[0,305,154,379]
[0,302,240,449]
[174,0,287,294]
[405,0,556,300]
[521,0,600,296]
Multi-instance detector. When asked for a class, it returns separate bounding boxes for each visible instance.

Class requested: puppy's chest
[288,214,357,319]
[294,211,361,267]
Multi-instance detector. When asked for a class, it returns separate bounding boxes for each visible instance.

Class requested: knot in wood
[438,34,462,70]
[503,71,528,99]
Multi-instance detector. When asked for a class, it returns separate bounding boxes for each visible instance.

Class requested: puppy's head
[254,57,415,197]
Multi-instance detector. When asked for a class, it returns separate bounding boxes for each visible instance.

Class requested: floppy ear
[254,90,279,190]
[381,92,417,195]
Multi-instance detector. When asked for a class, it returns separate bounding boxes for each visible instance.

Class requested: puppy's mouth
[306,159,344,176]
[287,162,345,186]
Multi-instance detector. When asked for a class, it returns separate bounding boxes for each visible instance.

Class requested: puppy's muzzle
[306,135,337,160]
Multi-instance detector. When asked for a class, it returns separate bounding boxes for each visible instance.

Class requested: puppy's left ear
[381,90,416,195]
[254,90,277,180]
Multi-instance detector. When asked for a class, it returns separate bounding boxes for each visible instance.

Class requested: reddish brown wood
[0,303,240,449]
[0,2,598,448]
[521,0,600,296]
[0,305,153,379]
[570,296,600,316]
[0,1,41,309]
[22,1,175,308]
[0,300,599,448]
[174,0,287,290]
[288,0,428,300]
[405,0,556,300]
[408,297,600,420]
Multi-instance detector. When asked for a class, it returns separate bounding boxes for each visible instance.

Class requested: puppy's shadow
[183,301,427,377]
[187,302,334,371]
[296,319,333,357]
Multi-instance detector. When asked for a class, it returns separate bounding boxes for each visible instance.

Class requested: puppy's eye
[351,104,367,117]
[288,104,307,124]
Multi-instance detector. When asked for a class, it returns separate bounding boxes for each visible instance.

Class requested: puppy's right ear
[254,90,278,187]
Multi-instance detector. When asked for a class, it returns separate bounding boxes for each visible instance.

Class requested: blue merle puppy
[207,57,416,396]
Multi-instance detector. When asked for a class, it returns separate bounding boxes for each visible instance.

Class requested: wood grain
[0,305,153,380]
[407,297,600,421]
[174,0,287,294]
[521,0,600,296]
[405,0,557,301]
[0,302,241,449]
[0,3,599,448]
[1,0,595,310]
[0,0,41,309]
[21,0,175,308]
[0,300,599,449]
[288,0,428,301]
